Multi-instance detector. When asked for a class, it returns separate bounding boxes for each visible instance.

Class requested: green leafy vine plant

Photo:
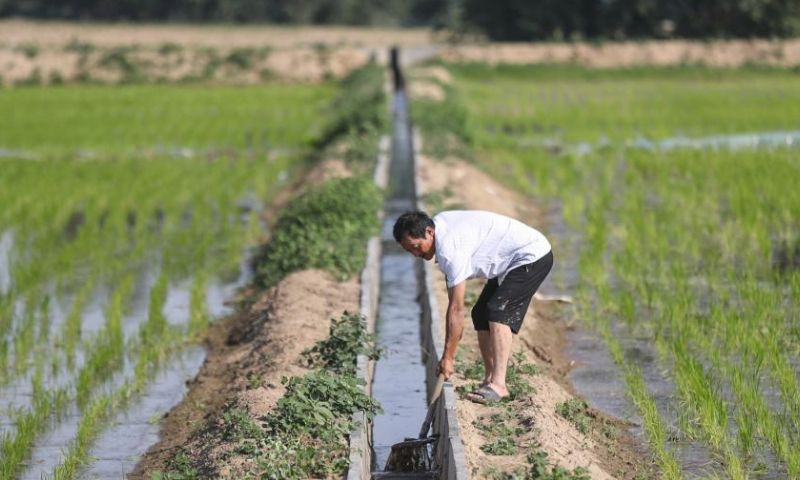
[256,176,382,288]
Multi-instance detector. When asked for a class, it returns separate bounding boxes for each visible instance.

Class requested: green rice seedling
[0,337,7,383]
[730,361,799,476]
[0,386,70,480]
[729,361,765,456]
[37,296,51,345]
[31,363,44,399]
[595,320,683,480]
[12,292,38,378]
[61,279,94,369]
[141,272,169,347]
[50,386,124,480]
[451,64,800,144]
[722,323,800,476]
[107,275,133,349]
[0,84,334,157]
[188,271,209,338]
[672,338,728,450]
[765,340,800,433]
[622,362,683,480]
[73,277,134,406]
[48,278,222,480]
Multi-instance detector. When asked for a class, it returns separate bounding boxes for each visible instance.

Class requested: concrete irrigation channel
[346,50,469,480]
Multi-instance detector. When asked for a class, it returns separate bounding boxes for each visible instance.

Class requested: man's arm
[437,281,466,379]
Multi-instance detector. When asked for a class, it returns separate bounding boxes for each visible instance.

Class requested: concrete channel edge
[413,129,470,480]
[346,122,470,480]
[347,134,390,480]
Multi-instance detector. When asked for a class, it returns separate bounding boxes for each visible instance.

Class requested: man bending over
[393,210,553,404]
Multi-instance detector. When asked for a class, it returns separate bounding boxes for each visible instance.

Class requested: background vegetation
[3,0,800,40]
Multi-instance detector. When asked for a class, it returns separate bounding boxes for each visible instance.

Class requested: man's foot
[466,384,508,405]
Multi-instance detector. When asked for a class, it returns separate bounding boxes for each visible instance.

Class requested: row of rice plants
[0,156,276,387]
[0,81,335,479]
[611,149,800,478]
[0,84,334,157]
[0,162,285,479]
[436,65,800,478]
[448,64,800,146]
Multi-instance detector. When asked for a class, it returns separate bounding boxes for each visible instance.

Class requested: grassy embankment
[0,77,347,479]
[414,64,800,479]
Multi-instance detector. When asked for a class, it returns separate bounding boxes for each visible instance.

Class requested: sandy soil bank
[437,39,800,68]
[0,20,426,84]
[0,19,432,48]
[0,42,372,85]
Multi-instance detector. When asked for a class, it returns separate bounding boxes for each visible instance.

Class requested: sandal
[466,385,506,405]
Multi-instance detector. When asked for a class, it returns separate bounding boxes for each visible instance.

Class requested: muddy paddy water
[20,346,205,480]
[543,202,725,478]
[0,241,253,479]
[543,204,788,479]
[516,129,800,156]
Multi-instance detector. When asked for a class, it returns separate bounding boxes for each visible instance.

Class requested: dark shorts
[471,250,553,334]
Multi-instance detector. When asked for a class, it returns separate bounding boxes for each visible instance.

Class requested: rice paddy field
[446,64,800,479]
[0,82,334,479]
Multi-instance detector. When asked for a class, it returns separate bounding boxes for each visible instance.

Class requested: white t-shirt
[433,210,551,288]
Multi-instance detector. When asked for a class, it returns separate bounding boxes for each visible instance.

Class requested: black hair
[392,211,434,243]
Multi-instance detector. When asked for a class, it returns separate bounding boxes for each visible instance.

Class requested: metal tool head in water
[383,435,437,472]
[383,373,445,473]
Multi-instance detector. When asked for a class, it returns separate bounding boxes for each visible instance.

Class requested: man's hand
[436,356,455,379]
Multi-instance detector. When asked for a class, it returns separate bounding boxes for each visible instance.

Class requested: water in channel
[370,90,436,479]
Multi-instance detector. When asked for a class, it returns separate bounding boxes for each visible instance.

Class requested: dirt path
[0,20,429,85]
[417,153,647,479]
[437,39,800,67]
[0,20,432,48]
[130,159,359,479]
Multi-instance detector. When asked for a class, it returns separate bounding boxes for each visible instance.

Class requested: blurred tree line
[2,0,799,39]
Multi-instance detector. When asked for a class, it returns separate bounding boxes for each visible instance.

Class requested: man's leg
[472,279,498,387]
[487,321,513,397]
[469,254,554,403]
[477,330,493,386]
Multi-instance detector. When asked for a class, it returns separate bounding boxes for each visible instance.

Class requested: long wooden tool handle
[429,372,446,405]
[418,373,446,438]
